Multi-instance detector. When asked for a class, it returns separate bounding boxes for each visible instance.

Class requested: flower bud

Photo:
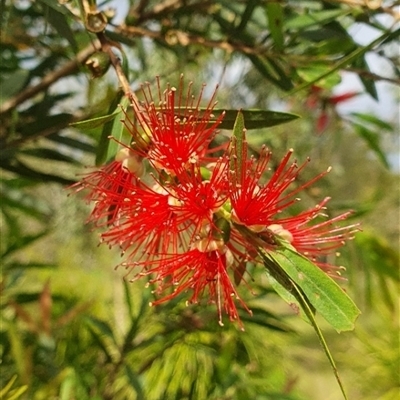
[85,51,111,78]
[85,11,108,33]
[267,224,294,243]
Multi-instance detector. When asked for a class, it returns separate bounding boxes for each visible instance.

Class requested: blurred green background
[1,1,399,399]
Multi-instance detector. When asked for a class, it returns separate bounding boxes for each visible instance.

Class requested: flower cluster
[73,76,358,328]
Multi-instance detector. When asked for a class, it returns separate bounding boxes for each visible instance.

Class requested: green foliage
[0,0,398,399]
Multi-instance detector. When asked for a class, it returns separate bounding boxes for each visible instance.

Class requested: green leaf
[5,383,28,400]
[20,148,81,164]
[351,112,393,131]
[121,282,151,355]
[356,232,399,282]
[261,246,361,332]
[285,9,349,30]
[352,55,378,100]
[0,70,30,103]
[104,96,132,164]
[1,181,50,219]
[235,0,258,33]
[264,269,311,323]
[2,231,50,259]
[42,2,77,52]
[247,54,294,91]
[85,325,113,364]
[6,323,27,385]
[352,122,389,168]
[84,316,117,346]
[19,113,73,137]
[238,306,294,332]
[349,231,399,312]
[170,108,299,130]
[124,365,145,399]
[297,65,341,89]
[231,110,246,168]
[380,27,400,45]
[1,160,74,185]
[47,133,96,153]
[266,2,285,51]
[0,374,28,400]
[4,262,57,271]
[300,26,349,43]
[123,280,135,318]
[0,376,18,397]
[59,368,76,400]
[69,110,122,130]
[95,91,126,166]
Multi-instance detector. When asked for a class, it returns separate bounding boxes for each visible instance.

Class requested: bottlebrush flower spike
[71,148,143,227]
[124,75,225,177]
[267,197,359,277]
[100,179,188,263]
[327,91,359,105]
[228,136,359,275]
[130,241,252,330]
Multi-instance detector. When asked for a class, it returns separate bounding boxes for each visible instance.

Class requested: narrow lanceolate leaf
[223,109,299,129]
[165,108,299,130]
[264,269,311,323]
[351,112,393,131]
[231,110,246,173]
[69,109,122,130]
[246,54,294,91]
[285,9,350,30]
[262,245,361,332]
[42,2,77,52]
[352,122,389,168]
[105,95,132,163]
[94,91,125,166]
[266,2,285,51]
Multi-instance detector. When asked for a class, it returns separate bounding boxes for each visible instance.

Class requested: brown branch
[0,43,100,115]
[128,0,182,23]
[116,25,264,56]
[343,67,400,85]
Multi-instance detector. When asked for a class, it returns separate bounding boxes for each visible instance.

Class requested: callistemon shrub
[73,77,359,329]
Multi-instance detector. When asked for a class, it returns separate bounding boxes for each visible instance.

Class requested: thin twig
[96,32,145,125]
[116,25,262,55]
[343,67,400,85]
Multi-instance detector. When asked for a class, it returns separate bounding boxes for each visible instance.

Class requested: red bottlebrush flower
[172,155,230,235]
[316,111,330,134]
[327,91,359,105]
[266,197,358,277]
[306,87,359,135]
[229,140,358,275]
[99,179,189,263]
[230,145,325,229]
[130,240,252,329]
[124,75,225,177]
[71,148,143,227]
